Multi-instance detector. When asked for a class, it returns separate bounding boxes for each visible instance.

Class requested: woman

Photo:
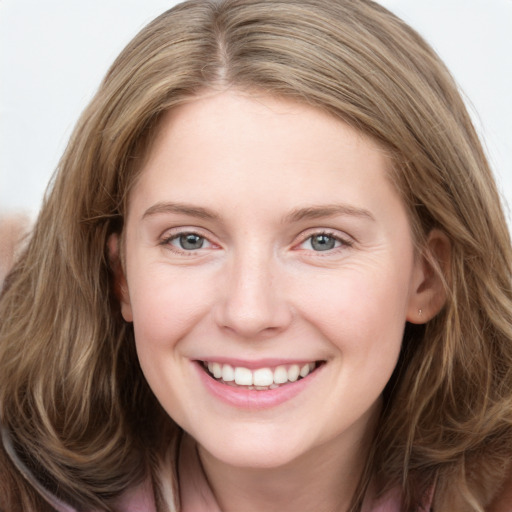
[1,1,511,510]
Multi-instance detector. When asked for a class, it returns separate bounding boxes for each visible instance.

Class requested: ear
[406,229,451,324]
[107,233,133,323]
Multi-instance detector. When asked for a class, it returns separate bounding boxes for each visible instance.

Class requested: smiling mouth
[201,361,324,390]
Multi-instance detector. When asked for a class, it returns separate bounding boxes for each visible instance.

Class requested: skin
[113,90,445,512]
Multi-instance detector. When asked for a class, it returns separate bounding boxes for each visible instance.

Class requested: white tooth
[212,362,222,379]
[288,364,300,382]
[273,366,288,384]
[207,362,214,373]
[309,362,315,371]
[222,364,235,382]
[253,368,274,387]
[234,367,253,386]
[300,364,310,378]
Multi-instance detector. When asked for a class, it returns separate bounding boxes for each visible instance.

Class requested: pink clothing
[115,475,413,512]
[177,434,428,512]
[48,432,422,511]
[2,426,430,512]
[113,485,406,512]
[111,478,158,512]
[122,484,409,512]
[362,487,404,512]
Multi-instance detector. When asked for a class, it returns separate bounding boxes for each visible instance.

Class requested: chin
[197,427,314,470]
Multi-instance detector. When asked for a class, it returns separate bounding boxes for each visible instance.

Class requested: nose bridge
[215,242,291,337]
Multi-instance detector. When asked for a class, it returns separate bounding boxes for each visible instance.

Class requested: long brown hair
[1,1,511,511]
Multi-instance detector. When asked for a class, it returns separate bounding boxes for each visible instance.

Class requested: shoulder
[0,434,54,512]
[112,476,158,512]
[362,485,402,512]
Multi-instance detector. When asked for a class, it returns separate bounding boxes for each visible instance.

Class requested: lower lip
[194,362,322,410]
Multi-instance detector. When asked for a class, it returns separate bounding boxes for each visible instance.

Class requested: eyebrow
[142,202,219,221]
[283,204,375,223]
[142,201,375,223]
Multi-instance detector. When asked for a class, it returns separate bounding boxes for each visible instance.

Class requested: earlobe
[107,233,133,323]
[407,229,451,324]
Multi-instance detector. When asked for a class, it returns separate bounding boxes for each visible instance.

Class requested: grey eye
[310,234,337,251]
[178,233,205,250]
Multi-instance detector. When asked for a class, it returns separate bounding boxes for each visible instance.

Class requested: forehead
[127,90,402,224]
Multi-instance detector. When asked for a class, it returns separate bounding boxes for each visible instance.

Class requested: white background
[1,0,511,226]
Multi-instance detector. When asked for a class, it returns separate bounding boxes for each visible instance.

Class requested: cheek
[293,262,410,367]
[128,266,216,350]
[126,269,217,424]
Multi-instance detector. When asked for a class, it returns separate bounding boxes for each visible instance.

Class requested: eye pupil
[311,234,336,251]
[179,234,204,250]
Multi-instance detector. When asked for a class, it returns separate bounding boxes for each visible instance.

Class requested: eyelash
[160,230,216,255]
[159,229,353,255]
[295,230,353,253]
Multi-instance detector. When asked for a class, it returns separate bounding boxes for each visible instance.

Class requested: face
[117,90,429,471]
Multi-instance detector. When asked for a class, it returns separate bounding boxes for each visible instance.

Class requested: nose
[213,247,293,339]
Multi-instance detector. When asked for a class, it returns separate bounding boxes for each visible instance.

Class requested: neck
[201,445,362,512]
[195,410,378,512]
